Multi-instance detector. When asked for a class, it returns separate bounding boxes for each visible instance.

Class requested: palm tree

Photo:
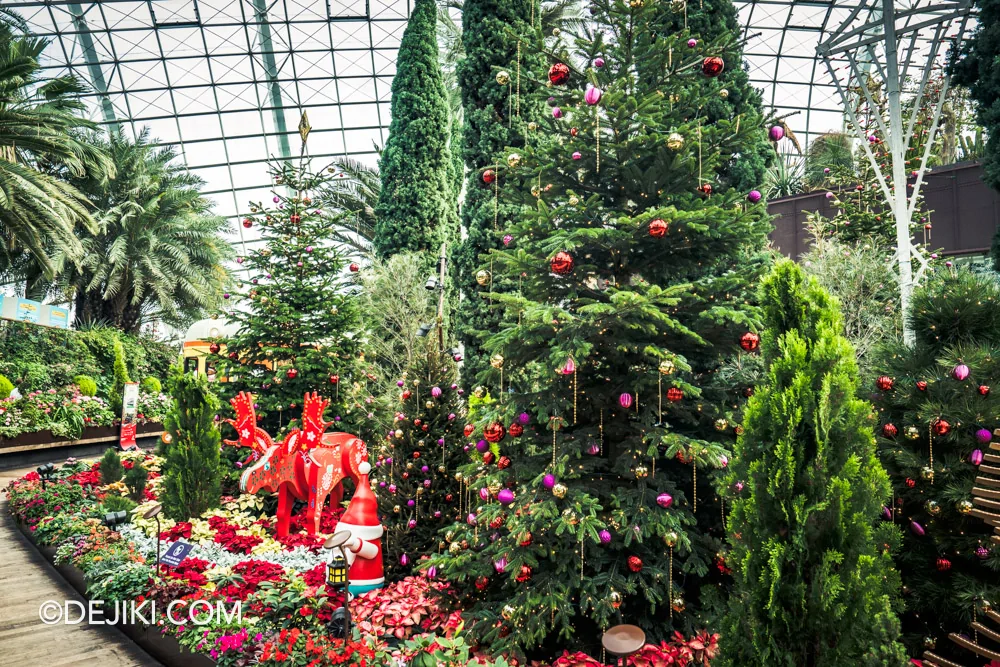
[318,156,380,253]
[55,129,231,333]
[0,29,115,279]
[804,131,854,189]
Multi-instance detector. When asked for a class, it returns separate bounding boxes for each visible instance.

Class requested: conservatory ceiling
[7,0,975,250]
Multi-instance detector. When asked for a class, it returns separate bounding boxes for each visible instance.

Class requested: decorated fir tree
[374,0,457,259]
[720,260,908,667]
[215,160,363,434]
[872,269,1000,661]
[373,341,466,579]
[428,0,771,655]
[452,0,543,386]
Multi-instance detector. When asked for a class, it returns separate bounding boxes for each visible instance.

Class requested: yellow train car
[182,318,240,381]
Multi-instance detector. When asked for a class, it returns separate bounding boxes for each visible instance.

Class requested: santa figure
[333,461,384,593]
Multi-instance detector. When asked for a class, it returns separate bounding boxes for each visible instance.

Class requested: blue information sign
[160,541,194,567]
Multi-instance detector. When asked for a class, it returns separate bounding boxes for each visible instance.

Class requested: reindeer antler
[299,391,332,451]
[224,392,260,448]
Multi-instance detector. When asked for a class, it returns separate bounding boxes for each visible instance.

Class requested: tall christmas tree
[373,341,466,578]
[216,159,362,434]
[451,0,543,386]
[720,260,908,667]
[872,269,1000,661]
[428,0,770,655]
[374,0,457,259]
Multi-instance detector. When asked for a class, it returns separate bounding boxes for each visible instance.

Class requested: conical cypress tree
[374,0,456,258]
[720,260,908,667]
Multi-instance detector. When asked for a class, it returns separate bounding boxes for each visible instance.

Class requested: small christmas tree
[873,269,1000,660]
[720,260,908,667]
[374,341,466,578]
[160,367,222,521]
[216,159,363,434]
[100,447,124,485]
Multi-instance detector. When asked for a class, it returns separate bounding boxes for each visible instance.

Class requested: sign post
[119,382,140,450]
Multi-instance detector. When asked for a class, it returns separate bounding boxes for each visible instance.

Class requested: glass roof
[7,0,976,254]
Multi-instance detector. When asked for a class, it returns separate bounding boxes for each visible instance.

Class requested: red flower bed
[276,532,325,552]
[67,469,101,486]
[160,522,193,540]
[216,559,287,600]
[164,557,211,587]
[208,516,264,554]
[289,505,344,534]
[259,628,375,666]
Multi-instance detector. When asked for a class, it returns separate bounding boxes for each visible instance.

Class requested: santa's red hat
[340,462,379,528]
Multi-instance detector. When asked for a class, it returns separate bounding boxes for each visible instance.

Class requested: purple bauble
[543,473,556,489]
[447,413,456,421]
[882,506,892,521]
[976,428,992,444]
[494,557,507,573]
[910,521,925,537]
[971,449,984,465]
[976,546,989,560]
[598,529,612,544]
[953,364,970,381]
[498,489,516,504]
[825,191,834,199]
[747,190,762,204]
[426,565,438,579]
[572,151,582,160]
[584,86,602,105]
[552,106,563,119]
[431,386,442,397]
[593,57,605,68]
[467,513,478,526]
[480,487,490,500]
[400,553,409,566]
[407,499,415,507]
[519,413,531,425]
[476,439,490,453]
[768,125,784,141]
[421,465,429,473]
[619,392,633,409]
[407,519,417,529]
[687,38,697,47]
[223,293,231,300]
[656,493,673,508]
[587,443,601,455]
[397,380,405,387]
[386,457,394,465]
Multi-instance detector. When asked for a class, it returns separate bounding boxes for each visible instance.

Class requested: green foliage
[804,131,854,190]
[124,463,148,502]
[374,0,457,258]
[0,373,12,399]
[872,269,1000,659]
[100,493,137,514]
[952,0,1000,191]
[74,375,97,396]
[110,339,131,412]
[429,1,771,654]
[86,560,152,604]
[99,448,125,485]
[159,366,222,521]
[318,157,379,253]
[451,0,543,386]
[720,261,907,667]
[141,376,162,394]
[763,153,803,199]
[58,129,232,334]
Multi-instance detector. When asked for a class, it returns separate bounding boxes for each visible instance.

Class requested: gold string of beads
[693,460,698,513]
[928,421,934,484]
[669,546,674,619]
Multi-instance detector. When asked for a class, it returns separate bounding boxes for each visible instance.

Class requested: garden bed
[0,422,164,454]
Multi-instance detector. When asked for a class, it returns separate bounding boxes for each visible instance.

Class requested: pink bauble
[747,190,762,203]
[587,443,601,455]
[407,519,417,529]
[467,513,478,525]
[768,125,784,141]
[976,429,992,444]
[910,521,925,537]
[598,529,612,544]
[498,489,515,504]
[976,546,990,560]
[503,234,513,246]
[431,386,442,397]
[552,106,563,118]
[584,86,602,105]
[619,392,633,409]
[494,557,507,573]
[656,493,673,508]
[572,151,582,160]
[480,487,490,500]
[971,449,984,465]
[426,565,438,579]
[687,38,697,47]
[953,364,970,381]
[400,553,409,566]
[388,484,397,493]
[882,506,892,521]
[543,473,556,489]
[561,357,576,375]
[593,57,605,68]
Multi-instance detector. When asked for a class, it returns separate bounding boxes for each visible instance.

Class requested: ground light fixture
[143,502,163,577]
[36,462,55,489]
[425,276,439,291]
[602,624,646,666]
[324,530,353,638]
[102,510,130,528]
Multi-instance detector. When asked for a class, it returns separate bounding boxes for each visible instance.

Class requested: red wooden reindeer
[230,391,368,537]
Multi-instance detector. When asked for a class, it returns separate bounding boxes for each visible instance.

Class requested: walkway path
[0,466,160,666]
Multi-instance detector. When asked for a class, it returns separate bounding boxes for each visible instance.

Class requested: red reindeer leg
[276,483,293,538]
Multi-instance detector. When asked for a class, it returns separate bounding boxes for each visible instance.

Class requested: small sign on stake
[160,541,194,567]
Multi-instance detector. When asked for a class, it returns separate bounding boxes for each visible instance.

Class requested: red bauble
[548,63,571,85]
[701,56,725,77]
[349,263,360,273]
[916,380,928,391]
[402,389,412,400]
[516,565,533,582]
[463,424,476,437]
[509,423,524,437]
[475,576,489,590]
[739,331,760,352]
[697,183,713,196]
[743,386,755,398]
[445,493,454,502]
[570,127,579,137]
[627,556,643,572]
[289,214,301,224]
[228,351,239,361]
[489,515,505,529]
[286,368,298,379]
[242,218,253,228]
[482,169,496,184]
[979,384,991,396]
[498,455,511,469]
[329,374,340,384]
[666,387,684,402]
[935,557,952,572]
[484,422,506,443]
[905,477,916,488]
[519,532,532,547]
[876,375,894,391]
[648,218,668,238]
[932,418,950,436]
[483,451,496,465]
[881,423,898,438]
[550,251,575,275]
[209,342,221,354]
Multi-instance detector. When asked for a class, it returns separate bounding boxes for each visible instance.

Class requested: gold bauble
[982,599,993,612]
[734,425,745,436]
[719,88,729,99]
[562,508,579,525]
[476,270,491,286]
[714,418,729,432]
[473,386,486,398]
[393,505,401,513]
[659,358,676,375]
[418,440,425,447]
[490,353,505,369]
[449,542,462,554]
[438,465,447,473]
[924,499,940,516]
[416,487,424,495]
[609,591,622,609]
[569,195,580,206]
[495,70,511,86]
[923,636,936,650]
[667,132,684,150]
[488,480,502,495]
[956,499,974,514]
[455,472,464,482]
[531,185,541,197]
[552,483,568,498]
[507,153,522,168]
[445,530,456,542]
[671,597,686,613]
[426,400,435,409]
[664,531,679,547]
[552,27,561,36]
[634,465,649,479]
[528,122,538,131]
[406,462,414,470]
[628,0,643,6]
[394,429,404,438]
[904,425,920,440]
[919,466,934,480]
[501,605,515,620]
[670,0,686,11]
